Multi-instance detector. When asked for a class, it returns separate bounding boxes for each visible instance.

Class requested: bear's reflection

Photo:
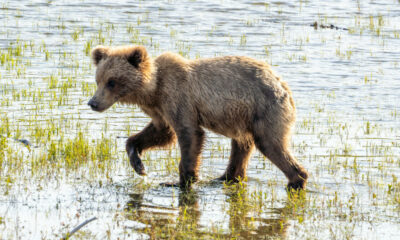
[124,186,295,239]
[222,185,290,239]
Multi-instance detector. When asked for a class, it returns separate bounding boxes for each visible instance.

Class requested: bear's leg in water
[126,121,176,175]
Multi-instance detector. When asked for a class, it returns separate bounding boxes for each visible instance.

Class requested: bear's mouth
[90,104,101,111]
[91,104,110,112]
[89,103,103,112]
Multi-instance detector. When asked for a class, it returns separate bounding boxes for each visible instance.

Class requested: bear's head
[88,45,153,112]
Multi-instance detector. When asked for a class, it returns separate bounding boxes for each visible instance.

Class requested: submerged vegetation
[0,0,399,239]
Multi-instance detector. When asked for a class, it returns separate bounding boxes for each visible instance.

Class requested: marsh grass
[0,0,399,239]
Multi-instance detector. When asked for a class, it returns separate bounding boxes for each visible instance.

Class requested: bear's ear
[91,46,109,66]
[127,46,148,68]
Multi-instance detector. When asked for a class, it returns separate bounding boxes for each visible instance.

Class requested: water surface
[0,0,399,239]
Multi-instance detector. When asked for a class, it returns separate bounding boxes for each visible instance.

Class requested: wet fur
[89,45,309,189]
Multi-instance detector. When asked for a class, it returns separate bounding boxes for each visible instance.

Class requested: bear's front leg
[176,127,205,189]
[126,121,176,176]
[127,146,145,176]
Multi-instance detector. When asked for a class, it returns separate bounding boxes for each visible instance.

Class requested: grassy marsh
[0,0,399,239]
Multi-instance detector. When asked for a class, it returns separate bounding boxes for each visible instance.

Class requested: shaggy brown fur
[88,45,309,190]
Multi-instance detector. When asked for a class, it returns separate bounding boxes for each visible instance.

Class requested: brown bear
[88,45,308,190]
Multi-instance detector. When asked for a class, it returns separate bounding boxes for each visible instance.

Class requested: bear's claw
[214,174,242,184]
[129,148,146,176]
[159,182,180,188]
[286,180,306,191]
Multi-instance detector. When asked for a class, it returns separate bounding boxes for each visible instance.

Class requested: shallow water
[0,0,399,239]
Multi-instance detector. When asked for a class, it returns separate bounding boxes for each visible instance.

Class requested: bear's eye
[107,79,116,89]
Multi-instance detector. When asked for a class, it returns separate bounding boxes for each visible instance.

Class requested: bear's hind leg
[254,135,308,190]
[218,139,254,183]
[126,121,176,175]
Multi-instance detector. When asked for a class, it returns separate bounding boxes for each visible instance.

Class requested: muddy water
[0,0,399,239]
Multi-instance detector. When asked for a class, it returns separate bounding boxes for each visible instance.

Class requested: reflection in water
[123,185,302,239]
[0,0,399,238]
[124,190,201,239]
[223,184,289,239]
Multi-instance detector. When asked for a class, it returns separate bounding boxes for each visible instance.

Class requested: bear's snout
[88,98,99,111]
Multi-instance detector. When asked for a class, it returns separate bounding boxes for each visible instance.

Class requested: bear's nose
[88,99,98,110]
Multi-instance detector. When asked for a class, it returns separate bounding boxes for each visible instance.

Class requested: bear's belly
[203,124,246,139]
[198,108,251,139]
